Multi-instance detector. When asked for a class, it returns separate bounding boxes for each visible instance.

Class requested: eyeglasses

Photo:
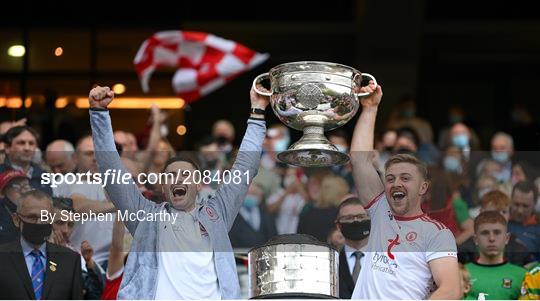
[7,182,32,192]
[16,213,43,224]
[337,214,369,223]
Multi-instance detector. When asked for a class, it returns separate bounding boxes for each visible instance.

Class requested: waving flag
[134,30,269,103]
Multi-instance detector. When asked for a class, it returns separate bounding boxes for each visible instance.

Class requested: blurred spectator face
[511,164,527,184]
[307,175,322,202]
[51,207,75,245]
[266,126,290,153]
[318,175,349,208]
[200,142,220,163]
[162,160,200,211]
[449,123,470,148]
[114,131,138,159]
[212,120,235,145]
[75,136,97,173]
[2,177,32,205]
[393,133,417,154]
[491,133,513,163]
[443,147,463,173]
[5,130,37,166]
[476,176,498,200]
[336,203,370,241]
[154,140,174,167]
[381,130,397,151]
[0,143,5,164]
[473,221,509,258]
[478,160,502,179]
[45,140,76,174]
[243,184,263,209]
[510,189,535,224]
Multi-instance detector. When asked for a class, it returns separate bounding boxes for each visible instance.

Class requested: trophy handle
[353,73,378,97]
[252,73,272,97]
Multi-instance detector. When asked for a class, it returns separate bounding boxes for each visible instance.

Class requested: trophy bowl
[253,61,377,167]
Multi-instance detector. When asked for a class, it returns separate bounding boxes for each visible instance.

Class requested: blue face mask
[492,151,509,164]
[273,137,290,152]
[443,156,461,172]
[452,134,469,148]
[243,195,260,209]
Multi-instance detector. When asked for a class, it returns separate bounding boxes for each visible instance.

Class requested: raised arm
[88,86,154,234]
[350,83,385,206]
[212,87,268,230]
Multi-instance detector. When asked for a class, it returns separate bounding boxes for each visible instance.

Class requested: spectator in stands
[463,211,526,300]
[297,174,349,242]
[375,129,397,169]
[0,190,83,299]
[260,124,289,170]
[508,181,540,259]
[335,197,371,299]
[469,174,499,218]
[422,167,474,246]
[45,140,77,174]
[266,167,307,234]
[229,181,277,249]
[327,226,345,250]
[0,170,32,244]
[459,190,534,266]
[0,125,52,195]
[490,132,515,184]
[212,119,236,154]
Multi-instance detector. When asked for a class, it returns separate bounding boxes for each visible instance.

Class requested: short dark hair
[512,180,538,203]
[337,197,363,213]
[3,125,39,146]
[396,126,420,149]
[474,211,507,233]
[162,152,201,172]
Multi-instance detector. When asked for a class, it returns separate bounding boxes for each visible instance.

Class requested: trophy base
[277,149,349,167]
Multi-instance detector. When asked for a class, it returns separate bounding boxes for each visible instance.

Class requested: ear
[11,213,20,229]
[504,231,510,245]
[418,180,429,196]
[473,234,478,246]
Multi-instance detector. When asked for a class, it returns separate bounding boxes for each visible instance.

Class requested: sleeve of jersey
[425,228,458,262]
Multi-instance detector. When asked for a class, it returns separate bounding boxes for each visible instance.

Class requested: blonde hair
[384,154,427,179]
[317,175,349,208]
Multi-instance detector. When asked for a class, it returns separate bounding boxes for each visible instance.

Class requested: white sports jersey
[352,193,457,300]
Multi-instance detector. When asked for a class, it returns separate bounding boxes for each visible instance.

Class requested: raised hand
[358,81,382,108]
[89,86,114,109]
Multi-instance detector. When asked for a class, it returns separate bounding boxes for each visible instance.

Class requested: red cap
[0,170,29,193]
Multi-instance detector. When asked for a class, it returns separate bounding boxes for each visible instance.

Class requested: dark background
[1,0,539,150]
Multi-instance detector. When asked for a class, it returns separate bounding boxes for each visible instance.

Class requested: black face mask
[20,220,52,245]
[339,220,371,241]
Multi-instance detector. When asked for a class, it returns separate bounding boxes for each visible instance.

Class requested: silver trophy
[253,61,377,167]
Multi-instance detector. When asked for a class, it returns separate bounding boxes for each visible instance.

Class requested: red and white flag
[134,30,269,103]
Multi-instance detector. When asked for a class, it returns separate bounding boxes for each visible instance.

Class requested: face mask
[491,151,509,164]
[451,134,469,148]
[339,220,371,241]
[273,137,290,152]
[443,156,461,172]
[20,220,52,245]
[243,195,260,209]
[335,144,348,154]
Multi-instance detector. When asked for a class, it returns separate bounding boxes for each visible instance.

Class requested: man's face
[336,204,369,237]
[510,190,535,224]
[3,178,32,205]
[384,162,428,216]
[200,143,220,162]
[46,151,76,174]
[393,136,417,153]
[162,161,200,211]
[474,222,509,258]
[76,137,97,173]
[51,208,75,244]
[12,196,53,227]
[6,130,37,165]
[491,136,512,153]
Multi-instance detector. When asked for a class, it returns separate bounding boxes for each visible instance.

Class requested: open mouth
[391,191,406,201]
[172,186,187,197]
